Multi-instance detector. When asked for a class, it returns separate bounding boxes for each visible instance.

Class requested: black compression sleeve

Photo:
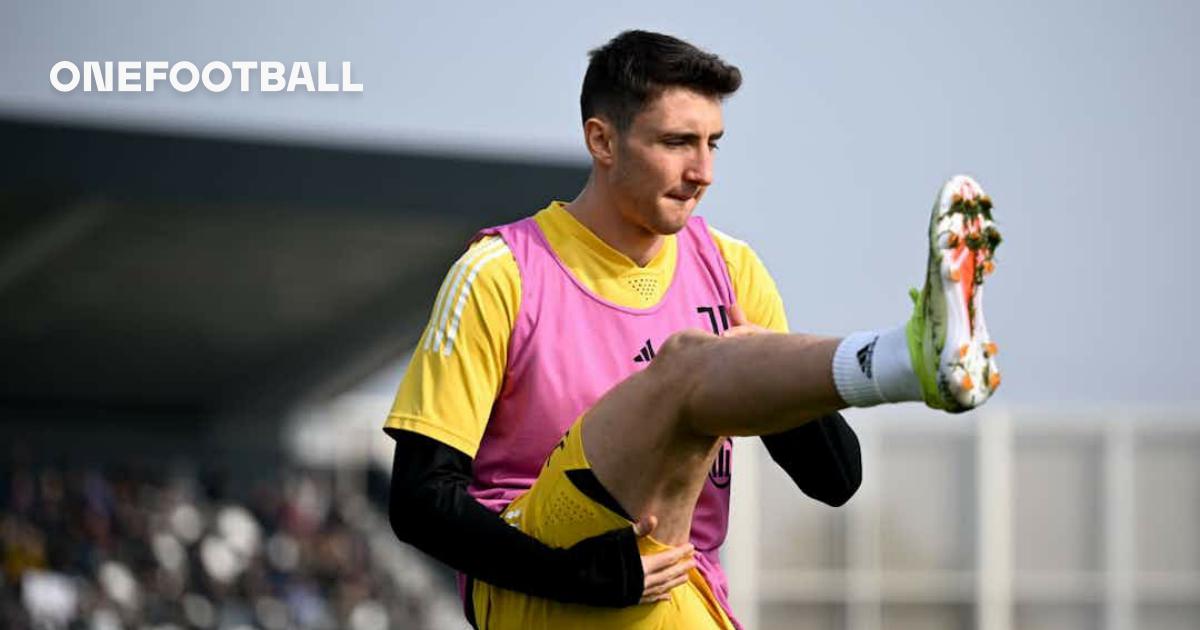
[760,411,862,507]
[386,429,644,607]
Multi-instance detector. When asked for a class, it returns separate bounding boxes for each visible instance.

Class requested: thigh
[579,335,725,545]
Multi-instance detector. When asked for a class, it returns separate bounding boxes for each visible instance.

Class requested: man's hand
[723,303,769,338]
[632,515,696,604]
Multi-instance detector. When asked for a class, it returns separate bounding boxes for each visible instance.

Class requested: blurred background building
[0,118,583,629]
[2,1,1198,629]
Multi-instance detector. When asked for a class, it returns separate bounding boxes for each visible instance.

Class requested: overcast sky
[3,0,1197,406]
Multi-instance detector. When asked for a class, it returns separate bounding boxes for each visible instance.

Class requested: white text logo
[49,61,364,93]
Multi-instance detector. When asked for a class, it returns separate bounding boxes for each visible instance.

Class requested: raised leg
[582,327,845,545]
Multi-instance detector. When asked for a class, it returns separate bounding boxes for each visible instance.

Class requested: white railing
[728,406,1200,630]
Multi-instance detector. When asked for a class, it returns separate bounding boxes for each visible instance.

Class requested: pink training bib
[466,212,743,627]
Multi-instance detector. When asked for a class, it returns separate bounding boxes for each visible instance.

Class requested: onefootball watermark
[50,61,363,93]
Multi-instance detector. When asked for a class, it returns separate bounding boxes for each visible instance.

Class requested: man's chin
[654,201,695,234]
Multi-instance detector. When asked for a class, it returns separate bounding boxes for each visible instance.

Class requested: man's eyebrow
[661,130,726,141]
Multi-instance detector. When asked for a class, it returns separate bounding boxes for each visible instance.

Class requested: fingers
[640,543,696,604]
[642,543,693,573]
[723,302,768,338]
[639,569,691,604]
[633,517,697,605]
[728,302,749,327]
[721,325,759,338]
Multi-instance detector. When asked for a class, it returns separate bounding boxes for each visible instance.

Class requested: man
[386,30,1000,628]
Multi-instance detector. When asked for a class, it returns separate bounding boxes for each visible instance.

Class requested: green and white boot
[907,175,1003,412]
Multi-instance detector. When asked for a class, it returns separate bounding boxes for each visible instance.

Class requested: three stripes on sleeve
[420,236,514,357]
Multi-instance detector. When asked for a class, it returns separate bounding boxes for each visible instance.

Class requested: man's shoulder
[705,223,764,269]
[435,235,522,315]
[418,235,521,357]
[705,223,750,248]
[452,235,520,282]
[704,222,788,330]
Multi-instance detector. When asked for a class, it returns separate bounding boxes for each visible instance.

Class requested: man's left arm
[709,226,863,506]
[760,413,861,506]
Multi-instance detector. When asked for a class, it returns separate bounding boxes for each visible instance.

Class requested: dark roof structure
[0,118,587,458]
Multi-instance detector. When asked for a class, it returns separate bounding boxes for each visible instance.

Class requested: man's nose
[684,148,714,186]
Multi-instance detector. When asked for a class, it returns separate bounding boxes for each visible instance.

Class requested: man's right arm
[387,429,645,606]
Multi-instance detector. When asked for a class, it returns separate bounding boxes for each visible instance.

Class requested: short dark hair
[581,30,742,131]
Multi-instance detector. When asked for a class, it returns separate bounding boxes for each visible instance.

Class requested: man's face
[607,87,724,236]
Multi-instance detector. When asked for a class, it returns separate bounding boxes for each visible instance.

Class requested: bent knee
[648,329,717,389]
[658,328,716,358]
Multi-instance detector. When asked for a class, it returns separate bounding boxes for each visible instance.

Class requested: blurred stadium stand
[0,115,588,629]
[2,462,463,629]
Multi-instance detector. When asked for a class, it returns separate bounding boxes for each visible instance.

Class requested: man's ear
[583,117,617,166]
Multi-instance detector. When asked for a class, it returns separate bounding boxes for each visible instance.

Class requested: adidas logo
[633,339,657,363]
[856,337,878,377]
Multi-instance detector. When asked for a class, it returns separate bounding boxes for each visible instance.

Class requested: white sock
[831,325,922,407]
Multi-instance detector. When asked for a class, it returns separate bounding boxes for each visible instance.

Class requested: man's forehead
[634,87,724,131]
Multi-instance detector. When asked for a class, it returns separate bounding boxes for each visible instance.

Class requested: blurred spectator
[2,459,439,629]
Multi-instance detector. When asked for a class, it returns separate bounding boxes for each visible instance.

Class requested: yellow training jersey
[383,201,787,456]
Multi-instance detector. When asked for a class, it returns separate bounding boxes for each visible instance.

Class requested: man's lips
[666,190,698,202]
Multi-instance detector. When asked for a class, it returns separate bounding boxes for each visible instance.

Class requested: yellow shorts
[471,416,734,629]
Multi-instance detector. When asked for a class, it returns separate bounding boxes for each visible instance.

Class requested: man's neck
[565,180,664,267]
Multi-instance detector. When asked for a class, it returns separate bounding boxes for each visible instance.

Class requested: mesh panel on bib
[627,275,660,303]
